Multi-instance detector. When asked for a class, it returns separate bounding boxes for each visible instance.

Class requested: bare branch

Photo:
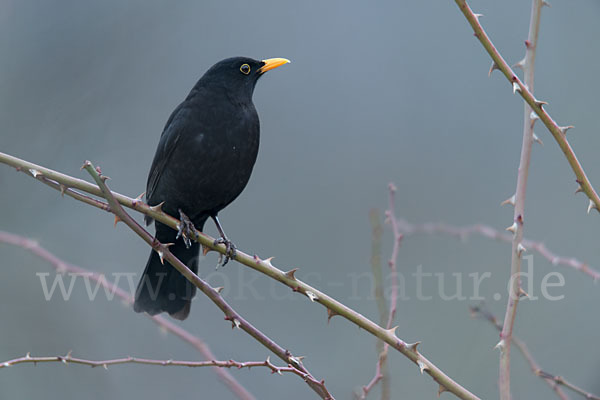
[454,0,600,215]
[1,353,316,382]
[0,152,481,400]
[471,305,600,400]
[82,161,334,400]
[361,185,404,400]
[0,230,255,400]
[396,220,600,280]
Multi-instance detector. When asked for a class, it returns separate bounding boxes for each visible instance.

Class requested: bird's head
[198,56,290,102]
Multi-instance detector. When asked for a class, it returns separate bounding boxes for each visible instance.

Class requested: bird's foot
[214,237,236,268]
[176,209,196,249]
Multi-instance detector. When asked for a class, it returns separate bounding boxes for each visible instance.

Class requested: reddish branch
[454,0,600,215]
[81,161,333,400]
[361,184,403,399]
[396,219,600,280]
[0,230,255,400]
[1,353,314,381]
[0,151,481,399]
[470,304,600,400]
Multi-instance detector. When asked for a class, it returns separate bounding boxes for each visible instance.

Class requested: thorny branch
[396,219,600,280]
[470,304,600,400]
[0,230,255,400]
[454,0,600,215]
[0,353,314,381]
[82,160,334,400]
[0,151,481,399]
[361,185,403,399]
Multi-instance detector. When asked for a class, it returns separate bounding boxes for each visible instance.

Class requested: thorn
[132,191,145,207]
[532,133,543,146]
[535,99,548,108]
[473,13,483,20]
[512,82,521,94]
[512,58,525,70]
[289,356,304,367]
[214,286,224,294]
[587,199,598,214]
[59,184,67,196]
[264,257,275,267]
[306,291,318,302]
[25,352,31,359]
[517,243,526,256]
[506,222,518,235]
[494,339,506,352]
[158,250,165,265]
[326,308,338,323]
[28,169,41,178]
[284,268,298,280]
[386,326,398,337]
[530,111,539,121]
[149,201,165,213]
[438,384,449,397]
[417,360,428,374]
[501,194,516,207]
[113,215,121,227]
[525,40,532,49]
[488,61,500,77]
[102,364,108,370]
[232,318,241,329]
[407,342,421,353]
[575,186,584,194]
[100,175,111,183]
[559,125,574,135]
[202,245,211,256]
[518,287,529,298]
[542,0,550,7]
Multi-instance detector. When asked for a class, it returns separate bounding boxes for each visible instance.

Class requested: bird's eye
[240,64,251,75]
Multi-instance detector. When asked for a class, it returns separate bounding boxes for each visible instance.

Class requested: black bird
[133,57,289,320]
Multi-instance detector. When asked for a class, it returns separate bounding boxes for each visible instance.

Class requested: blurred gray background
[1,0,599,399]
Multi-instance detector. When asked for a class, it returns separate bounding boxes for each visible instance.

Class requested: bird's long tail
[133,223,199,320]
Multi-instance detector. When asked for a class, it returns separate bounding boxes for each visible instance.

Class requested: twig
[0,230,255,400]
[360,209,390,400]
[0,152,481,400]
[396,219,600,280]
[81,161,334,400]
[454,0,600,215]
[484,2,545,398]
[1,353,313,380]
[362,185,404,400]
[470,304,600,400]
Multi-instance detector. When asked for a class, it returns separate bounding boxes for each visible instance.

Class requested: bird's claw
[176,209,195,249]
[214,237,236,268]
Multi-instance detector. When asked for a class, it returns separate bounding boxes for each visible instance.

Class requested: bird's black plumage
[134,56,288,320]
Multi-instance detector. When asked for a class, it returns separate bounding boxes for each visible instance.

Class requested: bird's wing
[145,102,187,205]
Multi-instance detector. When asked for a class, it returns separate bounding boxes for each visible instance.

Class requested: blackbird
[133,56,289,320]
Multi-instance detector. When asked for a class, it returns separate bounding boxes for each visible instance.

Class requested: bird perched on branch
[134,57,290,320]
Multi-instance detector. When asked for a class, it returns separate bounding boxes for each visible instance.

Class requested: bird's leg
[211,215,236,267]
[176,209,195,249]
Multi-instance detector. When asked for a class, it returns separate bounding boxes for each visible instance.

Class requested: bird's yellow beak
[258,58,290,73]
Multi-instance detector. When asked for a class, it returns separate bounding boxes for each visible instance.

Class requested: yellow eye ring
[240,64,251,75]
